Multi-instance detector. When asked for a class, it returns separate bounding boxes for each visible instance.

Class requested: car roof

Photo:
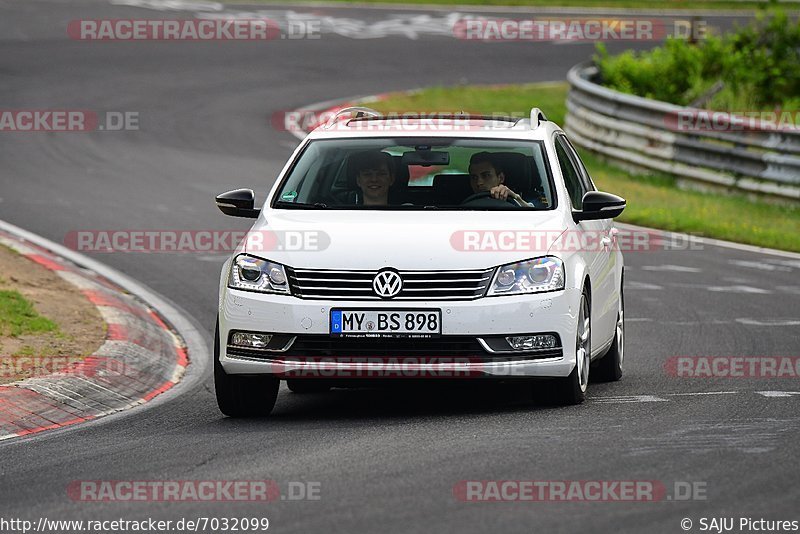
[305,107,563,142]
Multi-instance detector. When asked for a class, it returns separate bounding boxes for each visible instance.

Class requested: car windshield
[272,137,554,210]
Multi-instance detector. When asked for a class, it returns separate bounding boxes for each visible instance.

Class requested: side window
[562,137,596,192]
[555,136,586,210]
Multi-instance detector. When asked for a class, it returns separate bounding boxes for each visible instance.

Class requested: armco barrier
[564,61,800,201]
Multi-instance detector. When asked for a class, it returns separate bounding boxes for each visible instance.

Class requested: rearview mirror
[573,191,626,222]
[215,189,260,218]
[401,150,450,167]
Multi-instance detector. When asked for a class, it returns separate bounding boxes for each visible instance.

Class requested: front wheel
[533,290,590,406]
[593,280,624,382]
[214,321,279,417]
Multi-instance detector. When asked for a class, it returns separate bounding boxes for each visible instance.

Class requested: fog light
[230,332,273,349]
[506,334,558,350]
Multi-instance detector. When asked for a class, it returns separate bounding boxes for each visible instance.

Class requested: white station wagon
[214,108,626,416]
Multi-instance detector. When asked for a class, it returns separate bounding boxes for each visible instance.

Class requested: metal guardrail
[565,61,800,200]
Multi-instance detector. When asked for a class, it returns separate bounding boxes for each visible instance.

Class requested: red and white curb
[0,229,188,440]
[280,91,397,142]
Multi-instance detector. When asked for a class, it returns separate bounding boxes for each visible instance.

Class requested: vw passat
[214,108,626,416]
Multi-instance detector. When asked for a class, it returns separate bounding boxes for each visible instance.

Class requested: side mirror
[573,191,626,222]
[215,189,260,218]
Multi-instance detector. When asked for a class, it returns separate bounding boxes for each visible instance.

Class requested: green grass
[369,82,800,252]
[0,290,58,338]
[370,82,569,125]
[235,0,794,10]
[579,151,800,251]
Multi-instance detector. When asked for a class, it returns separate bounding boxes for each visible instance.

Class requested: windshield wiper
[274,201,328,209]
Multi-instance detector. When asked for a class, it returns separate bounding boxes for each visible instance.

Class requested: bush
[595,9,800,111]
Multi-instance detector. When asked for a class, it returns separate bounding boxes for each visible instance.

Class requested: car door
[554,134,615,355]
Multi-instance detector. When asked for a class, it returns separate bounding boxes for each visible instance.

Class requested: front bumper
[219,287,581,378]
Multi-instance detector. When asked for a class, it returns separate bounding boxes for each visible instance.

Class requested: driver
[468,152,530,206]
[353,150,395,206]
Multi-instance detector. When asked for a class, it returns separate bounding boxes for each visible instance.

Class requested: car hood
[244,210,568,270]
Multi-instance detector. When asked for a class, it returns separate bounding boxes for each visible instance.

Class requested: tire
[286,379,331,394]
[214,320,279,417]
[534,289,590,406]
[593,279,624,383]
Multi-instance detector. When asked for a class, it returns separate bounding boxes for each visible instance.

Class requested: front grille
[285,335,486,357]
[286,268,494,300]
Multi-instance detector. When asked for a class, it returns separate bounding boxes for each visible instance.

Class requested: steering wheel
[460,191,523,207]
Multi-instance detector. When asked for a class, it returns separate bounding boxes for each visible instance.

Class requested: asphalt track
[1,1,799,532]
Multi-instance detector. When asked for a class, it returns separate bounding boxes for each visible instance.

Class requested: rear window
[271,137,554,210]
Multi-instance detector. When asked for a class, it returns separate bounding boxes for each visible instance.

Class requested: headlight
[487,256,565,296]
[228,254,290,294]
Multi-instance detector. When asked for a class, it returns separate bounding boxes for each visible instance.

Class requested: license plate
[330,309,441,338]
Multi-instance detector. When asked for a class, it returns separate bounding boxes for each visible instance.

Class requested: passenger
[352,151,395,206]
[468,152,530,206]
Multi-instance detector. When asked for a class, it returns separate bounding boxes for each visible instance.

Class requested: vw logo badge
[372,269,403,299]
